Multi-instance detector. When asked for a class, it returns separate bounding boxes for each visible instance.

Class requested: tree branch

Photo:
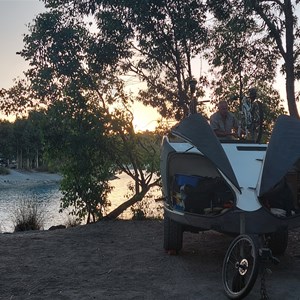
[250,0,286,59]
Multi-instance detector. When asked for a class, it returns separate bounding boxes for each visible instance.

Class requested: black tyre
[250,101,263,143]
[163,216,183,253]
[267,229,288,255]
[222,234,260,299]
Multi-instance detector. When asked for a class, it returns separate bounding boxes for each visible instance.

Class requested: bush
[12,200,44,232]
[131,208,146,220]
[0,166,10,175]
[65,215,81,228]
[130,196,163,220]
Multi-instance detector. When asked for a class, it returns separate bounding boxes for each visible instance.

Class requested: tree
[43,0,209,119]
[43,97,115,223]
[0,79,38,119]
[248,0,299,118]
[8,6,161,220]
[206,0,286,136]
[13,117,31,169]
[104,108,161,219]
[208,0,300,117]
[0,120,14,162]
[24,110,46,168]
[206,5,279,96]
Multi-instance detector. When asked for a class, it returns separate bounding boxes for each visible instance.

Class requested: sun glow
[132,102,160,132]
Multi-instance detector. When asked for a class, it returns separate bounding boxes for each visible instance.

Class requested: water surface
[0,172,162,232]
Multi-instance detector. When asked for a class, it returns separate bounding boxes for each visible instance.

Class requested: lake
[0,172,163,232]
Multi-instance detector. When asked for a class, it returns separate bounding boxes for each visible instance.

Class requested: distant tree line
[0,112,44,169]
[0,108,162,223]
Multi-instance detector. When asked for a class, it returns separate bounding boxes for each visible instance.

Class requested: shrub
[131,207,146,220]
[130,195,163,220]
[65,215,81,228]
[12,200,44,232]
[0,166,10,175]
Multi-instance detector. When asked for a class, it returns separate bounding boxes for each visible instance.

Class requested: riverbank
[0,169,61,187]
[1,220,300,299]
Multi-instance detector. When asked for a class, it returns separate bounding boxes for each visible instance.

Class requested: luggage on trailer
[171,174,234,214]
[260,176,297,217]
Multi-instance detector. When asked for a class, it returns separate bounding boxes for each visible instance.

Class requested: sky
[0,0,160,131]
[0,0,45,88]
[0,0,299,129]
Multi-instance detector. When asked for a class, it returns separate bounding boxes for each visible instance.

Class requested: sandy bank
[0,169,61,187]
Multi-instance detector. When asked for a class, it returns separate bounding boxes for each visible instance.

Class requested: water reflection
[0,172,162,232]
[0,184,67,232]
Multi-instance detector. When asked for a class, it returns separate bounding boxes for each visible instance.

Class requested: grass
[12,199,45,232]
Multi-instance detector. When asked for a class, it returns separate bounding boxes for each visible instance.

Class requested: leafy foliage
[9,5,161,221]
[0,119,14,161]
[42,0,209,119]
[206,0,289,131]
[43,98,115,223]
[207,0,299,117]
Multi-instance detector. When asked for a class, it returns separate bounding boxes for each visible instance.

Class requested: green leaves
[44,99,115,223]
[207,1,280,102]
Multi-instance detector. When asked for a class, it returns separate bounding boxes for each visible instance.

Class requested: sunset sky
[0,0,160,130]
[0,0,45,89]
[0,0,299,129]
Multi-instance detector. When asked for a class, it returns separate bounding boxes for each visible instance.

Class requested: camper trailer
[160,114,300,299]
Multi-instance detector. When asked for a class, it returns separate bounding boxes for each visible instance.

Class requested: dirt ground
[0,220,300,300]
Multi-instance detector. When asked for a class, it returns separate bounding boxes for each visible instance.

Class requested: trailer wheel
[163,216,183,254]
[267,229,288,255]
[222,234,259,299]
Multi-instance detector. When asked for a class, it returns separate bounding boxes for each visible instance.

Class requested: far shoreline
[0,169,62,187]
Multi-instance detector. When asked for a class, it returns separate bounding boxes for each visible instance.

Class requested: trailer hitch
[259,247,280,300]
[259,247,280,265]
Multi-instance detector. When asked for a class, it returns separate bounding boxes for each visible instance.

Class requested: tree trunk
[285,62,298,117]
[103,188,150,220]
[250,0,299,118]
[19,149,23,169]
[284,0,299,118]
[36,149,39,168]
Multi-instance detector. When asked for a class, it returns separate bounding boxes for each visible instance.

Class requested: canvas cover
[160,137,176,197]
[171,113,240,192]
[259,115,300,196]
